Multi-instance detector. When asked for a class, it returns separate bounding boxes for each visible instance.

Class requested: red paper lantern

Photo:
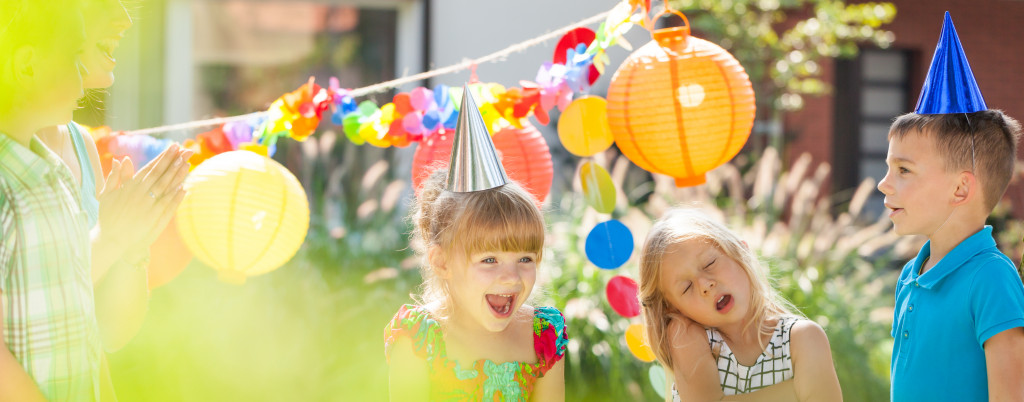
[606,10,755,187]
[411,122,553,203]
[147,217,192,289]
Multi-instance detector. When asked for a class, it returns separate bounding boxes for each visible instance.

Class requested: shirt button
[914,282,920,287]
[903,331,909,339]
[908,304,914,312]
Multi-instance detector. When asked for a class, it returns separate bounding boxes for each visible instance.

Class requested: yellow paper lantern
[176,150,309,284]
[607,9,755,187]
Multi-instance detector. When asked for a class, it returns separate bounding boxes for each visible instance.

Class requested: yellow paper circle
[580,162,616,214]
[626,323,656,362]
[558,96,614,157]
[176,151,310,284]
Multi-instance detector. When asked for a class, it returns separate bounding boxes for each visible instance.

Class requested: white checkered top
[672,315,800,400]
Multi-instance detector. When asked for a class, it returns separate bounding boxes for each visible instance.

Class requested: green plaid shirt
[0,133,102,401]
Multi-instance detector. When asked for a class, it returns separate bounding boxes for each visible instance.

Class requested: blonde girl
[383,170,567,401]
[638,208,842,401]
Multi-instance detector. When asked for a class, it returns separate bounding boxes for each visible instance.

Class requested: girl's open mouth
[716,294,733,313]
[486,293,516,318]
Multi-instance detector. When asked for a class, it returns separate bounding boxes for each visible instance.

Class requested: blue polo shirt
[890,226,1024,401]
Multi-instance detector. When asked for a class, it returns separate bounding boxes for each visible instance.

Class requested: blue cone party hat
[914,12,987,114]
[446,85,510,192]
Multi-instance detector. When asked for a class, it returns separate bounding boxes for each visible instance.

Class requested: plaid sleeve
[0,187,15,290]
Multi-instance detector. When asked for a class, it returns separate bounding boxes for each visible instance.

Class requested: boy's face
[877,130,960,236]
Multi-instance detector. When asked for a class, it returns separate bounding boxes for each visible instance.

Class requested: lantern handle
[646,4,690,34]
[648,6,691,48]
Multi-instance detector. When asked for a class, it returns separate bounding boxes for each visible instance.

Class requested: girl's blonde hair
[638,208,797,370]
[410,169,545,315]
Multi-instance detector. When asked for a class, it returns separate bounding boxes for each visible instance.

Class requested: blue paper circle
[649,364,667,398]
[585,220,633,269]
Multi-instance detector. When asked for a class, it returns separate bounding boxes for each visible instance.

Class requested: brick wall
[784,0,1024,213]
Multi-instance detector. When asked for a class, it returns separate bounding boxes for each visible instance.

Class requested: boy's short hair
[889,110,1022,212]
[0,0,83,112]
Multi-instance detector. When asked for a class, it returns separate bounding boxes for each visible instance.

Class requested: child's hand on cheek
[666,313,724,400]
[667,314,709,352]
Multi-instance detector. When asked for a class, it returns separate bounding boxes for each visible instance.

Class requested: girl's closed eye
[704,258,717,271]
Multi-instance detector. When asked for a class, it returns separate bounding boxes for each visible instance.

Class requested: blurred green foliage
[668,0,896,112]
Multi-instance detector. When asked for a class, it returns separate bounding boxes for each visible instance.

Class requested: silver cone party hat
[446,85,509,192]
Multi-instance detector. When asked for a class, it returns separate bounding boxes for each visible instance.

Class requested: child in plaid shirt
[0,1,105,400]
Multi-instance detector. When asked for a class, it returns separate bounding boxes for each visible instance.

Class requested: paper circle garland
[606,10,755,186]
[606,275,640,318]
[585,220,633,269]
[580,162,616,214]
[558,96,615,157]
[411,122,553,203]
[625,322,656,362]
[176,150,310,284]
[649,364,667,398]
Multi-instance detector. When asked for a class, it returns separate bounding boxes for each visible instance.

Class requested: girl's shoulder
[384,304,444,362]
[785,316,831,360]
[529,306,569,372]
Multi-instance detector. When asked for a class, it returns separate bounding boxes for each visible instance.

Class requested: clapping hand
[92,143,193,281]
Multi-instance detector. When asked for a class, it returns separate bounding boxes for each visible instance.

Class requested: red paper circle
[607,275,640,318]
[553,27,600,85]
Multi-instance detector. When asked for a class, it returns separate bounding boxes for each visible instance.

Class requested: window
[833,48,912,218]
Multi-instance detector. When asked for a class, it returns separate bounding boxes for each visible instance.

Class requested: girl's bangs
[452,193,544,258]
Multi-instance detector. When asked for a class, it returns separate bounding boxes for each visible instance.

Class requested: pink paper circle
[607,275,640,318]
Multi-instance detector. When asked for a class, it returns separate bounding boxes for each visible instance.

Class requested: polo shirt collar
[0,131,74,187]
[904,226,996,289]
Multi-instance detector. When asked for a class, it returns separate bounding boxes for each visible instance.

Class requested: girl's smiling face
[443,250,538,333]
[658,238,752,330]
[80,0,132,89]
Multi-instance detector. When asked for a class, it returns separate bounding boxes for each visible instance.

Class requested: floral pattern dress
[384,304,568,401]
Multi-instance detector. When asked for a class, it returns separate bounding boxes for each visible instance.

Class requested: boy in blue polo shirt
[877,12,1024,401]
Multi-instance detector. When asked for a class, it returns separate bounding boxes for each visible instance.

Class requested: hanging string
[121,9,613,137]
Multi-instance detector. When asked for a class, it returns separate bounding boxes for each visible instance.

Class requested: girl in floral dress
[384,86,566,401]
[384,169,567,401]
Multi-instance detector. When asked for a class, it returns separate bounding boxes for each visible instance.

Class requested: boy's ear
[952,171,976,206]
[11,46,36,85]
[428,247,451,279]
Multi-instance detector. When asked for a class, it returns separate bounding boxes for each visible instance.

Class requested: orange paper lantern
[606,10,755,187]
[411,122,553,203]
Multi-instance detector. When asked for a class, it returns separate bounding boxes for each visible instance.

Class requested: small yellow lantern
[606,9,755,187]
[176,150,309,284]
